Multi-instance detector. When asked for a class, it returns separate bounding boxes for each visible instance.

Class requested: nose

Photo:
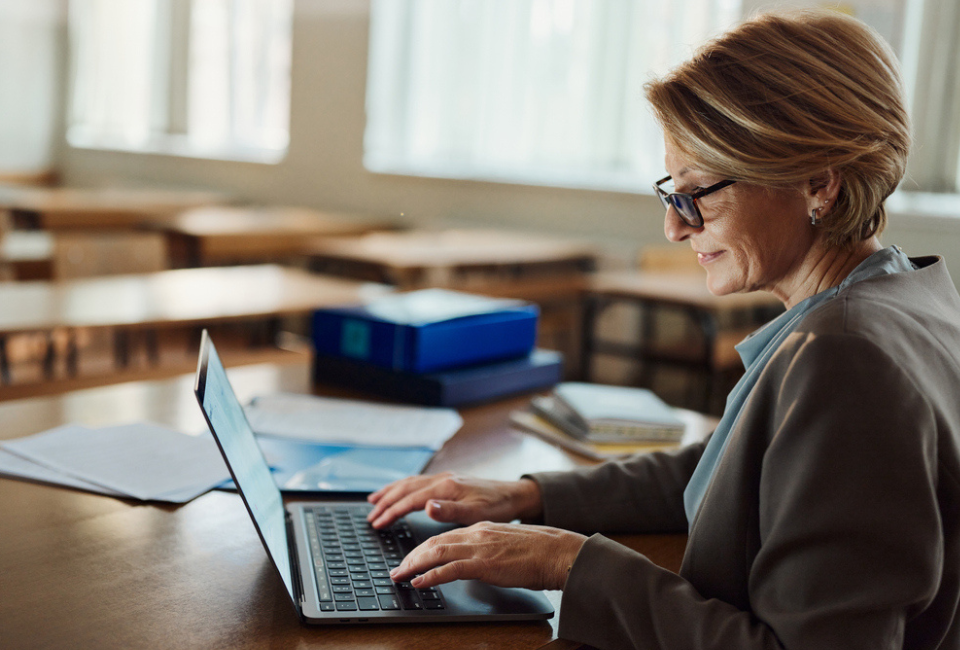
[663,205,695,242]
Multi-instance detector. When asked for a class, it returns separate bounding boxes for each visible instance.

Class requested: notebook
[193,330,553,624]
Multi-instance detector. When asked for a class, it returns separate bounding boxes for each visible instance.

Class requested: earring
[810,208,821,226]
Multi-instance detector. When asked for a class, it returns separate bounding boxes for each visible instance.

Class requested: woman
[366,10,960,649]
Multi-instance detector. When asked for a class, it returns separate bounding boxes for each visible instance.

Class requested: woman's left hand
[389,522,588,591]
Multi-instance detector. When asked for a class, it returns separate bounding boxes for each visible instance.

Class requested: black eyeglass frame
[653,175,737,228]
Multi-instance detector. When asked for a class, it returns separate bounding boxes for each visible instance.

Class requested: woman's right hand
[366,472,543,530]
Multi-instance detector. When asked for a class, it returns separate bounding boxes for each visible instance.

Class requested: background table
[0,186,226,230]
[151,205,396,267]
[0,264,390,390]
[0,360,713,650]
[0,230,170,281]
[303,229,598,373]
[581,269,783,413]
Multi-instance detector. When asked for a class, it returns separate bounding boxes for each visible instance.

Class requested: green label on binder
[340,319,371,359]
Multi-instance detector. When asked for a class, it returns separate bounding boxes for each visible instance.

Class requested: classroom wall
[57,0,960,280]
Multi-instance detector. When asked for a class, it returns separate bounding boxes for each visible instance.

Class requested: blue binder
[314,349,564,407]
[313,289,539,373]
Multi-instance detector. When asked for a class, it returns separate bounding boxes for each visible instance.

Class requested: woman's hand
[366,472,543,529]
[389,522,587,591]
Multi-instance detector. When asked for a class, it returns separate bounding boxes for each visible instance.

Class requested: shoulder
[751,255,960,442]
[792,255,960,353]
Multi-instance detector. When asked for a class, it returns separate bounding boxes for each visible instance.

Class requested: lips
[696,251,724,264]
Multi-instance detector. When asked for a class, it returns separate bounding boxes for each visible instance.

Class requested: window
[364,0,742,193]
[365,0,960,197]
[898,0,960,193]
[67,0,292,163]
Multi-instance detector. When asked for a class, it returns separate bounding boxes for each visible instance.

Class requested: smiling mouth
[697,251,724,264]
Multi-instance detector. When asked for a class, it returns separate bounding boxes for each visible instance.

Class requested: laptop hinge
[286,512,307,620]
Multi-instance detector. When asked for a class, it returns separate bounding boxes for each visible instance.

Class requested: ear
[806,169,842,216]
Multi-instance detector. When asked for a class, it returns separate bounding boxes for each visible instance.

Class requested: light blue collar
[682,246,915,527]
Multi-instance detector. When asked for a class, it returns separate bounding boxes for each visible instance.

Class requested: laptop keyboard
[303,504,445,613]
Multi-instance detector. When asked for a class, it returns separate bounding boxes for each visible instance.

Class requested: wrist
[512,478,544,521]
[553,531,588,591]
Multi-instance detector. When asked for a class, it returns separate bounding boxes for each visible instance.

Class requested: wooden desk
[152,206,396,267]
[0,264,390,384]
[0,230,54,280]
[0,186,226,230]
[0,361,708,650]
[0,230,170,281]
[581,270,783,413]
[303,229,598,370]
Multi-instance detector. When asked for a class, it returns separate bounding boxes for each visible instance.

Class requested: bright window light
[67,0,292,164]
[364,0,741,193]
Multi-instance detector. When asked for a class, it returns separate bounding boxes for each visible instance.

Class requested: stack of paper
[0,423,230,503]
[244,393,463,451]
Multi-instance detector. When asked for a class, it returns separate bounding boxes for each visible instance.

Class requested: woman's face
[663,139,817,303]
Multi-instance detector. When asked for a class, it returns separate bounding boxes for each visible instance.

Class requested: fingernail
[390,567,399,576]
[428,500,440,511]
[411,576,424,587]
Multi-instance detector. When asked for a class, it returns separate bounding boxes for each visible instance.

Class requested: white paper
[1,422,230,502]
[0,448,126,497]
[364,288,524,325]
[245,393,463,451]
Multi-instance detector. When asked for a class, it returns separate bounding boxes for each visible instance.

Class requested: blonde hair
[645,10,910,247]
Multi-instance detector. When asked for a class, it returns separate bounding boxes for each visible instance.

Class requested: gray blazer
[530,256,960,649]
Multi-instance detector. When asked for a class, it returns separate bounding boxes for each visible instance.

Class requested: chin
[704,274,735,296]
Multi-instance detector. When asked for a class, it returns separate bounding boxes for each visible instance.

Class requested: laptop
[193,330,554,624]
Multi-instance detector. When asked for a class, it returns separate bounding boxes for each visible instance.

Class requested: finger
[389,530,472,582]
[409,560,474,588]
[371,486,445,529]
[425,499,477,524]
[366,475,438,523]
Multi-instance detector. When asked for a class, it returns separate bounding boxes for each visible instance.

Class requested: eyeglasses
[653,175,737,229]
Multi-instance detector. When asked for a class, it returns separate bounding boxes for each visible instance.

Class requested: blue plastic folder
[220,436,434,494]
[313,289,539,373]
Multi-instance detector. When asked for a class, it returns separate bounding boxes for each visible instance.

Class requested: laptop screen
[194,331,295,604]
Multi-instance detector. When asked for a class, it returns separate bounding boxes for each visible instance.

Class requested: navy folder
[314,349,564,407]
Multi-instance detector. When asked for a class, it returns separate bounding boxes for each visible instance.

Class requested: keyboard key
[358,596,380,611]
[314,570,331,602]
[320,603,335,611]
[375,586,395,595]
[369,570,391,579]
[332,586,353,594]
[336,601,358,611]
[396,587,422,610]
[418,589,440,601]
[330,577,350,586]
[424,600,445,610]
[378,594,401,610]
[355,588,375,597]
[335,592,356,601]
[373,578,394,587]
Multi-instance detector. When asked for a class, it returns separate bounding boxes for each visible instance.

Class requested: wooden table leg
[42,331,56,379]
[0,335,9,384]
[578,295,599,381]
[66,329,79,377]
[114,330,130,368]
